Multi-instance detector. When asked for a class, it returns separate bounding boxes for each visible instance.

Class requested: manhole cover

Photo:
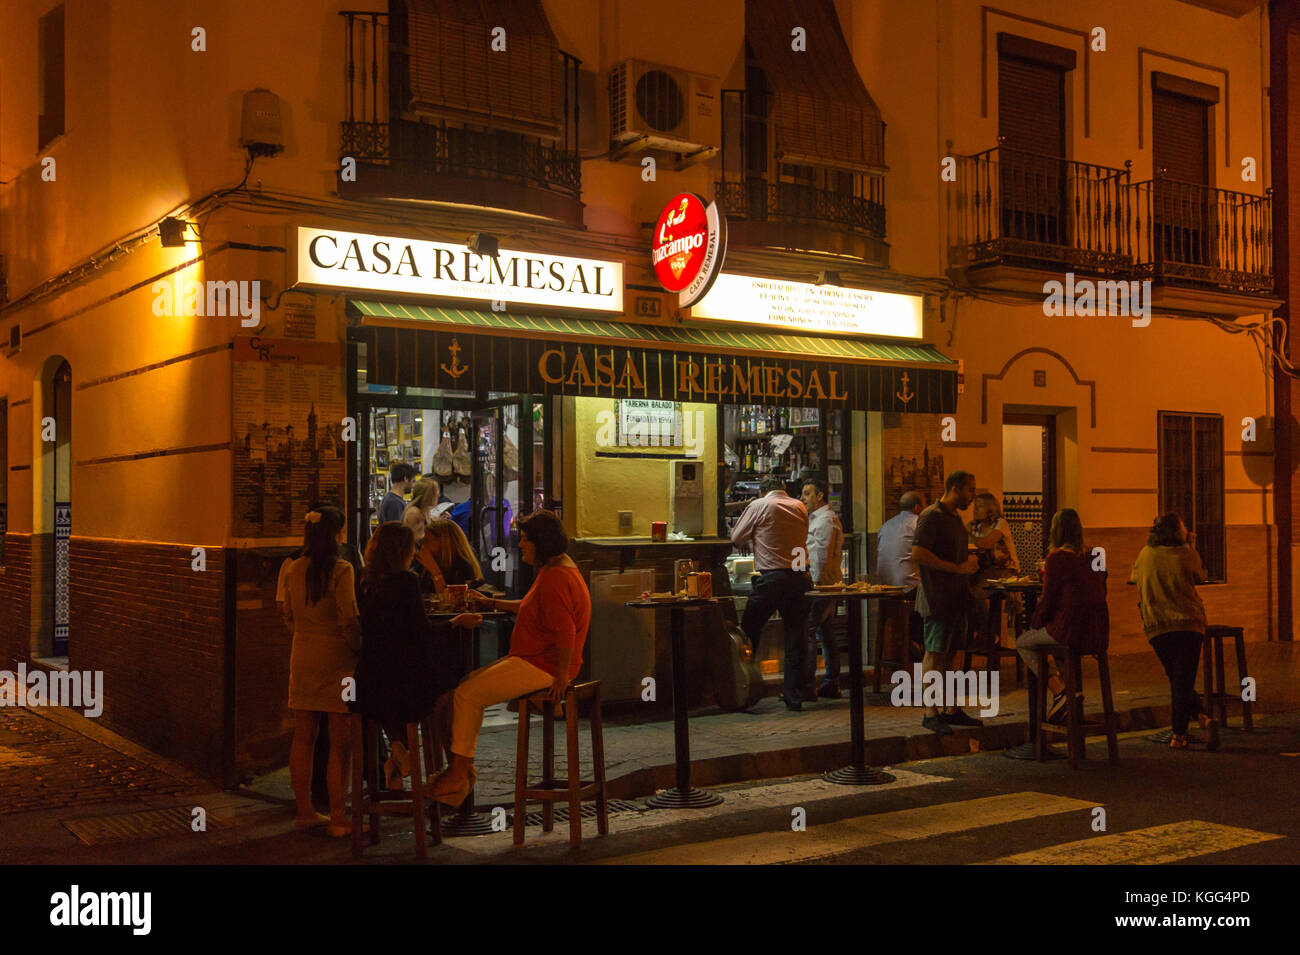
[522,799,641,826]
[62,805,235,846]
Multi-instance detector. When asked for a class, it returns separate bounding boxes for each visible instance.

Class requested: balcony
[715,89,888,265]
[1131,177,1274,310]
[338,11,583,225]
[949,146,1133,288]
[948,145,1276,315]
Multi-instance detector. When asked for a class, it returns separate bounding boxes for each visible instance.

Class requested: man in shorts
[911,470,982,733]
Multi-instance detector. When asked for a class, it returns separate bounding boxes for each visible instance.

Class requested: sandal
[1169,734,1189,749]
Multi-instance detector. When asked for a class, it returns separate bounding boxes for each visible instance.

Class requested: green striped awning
[350,301,957,413]
[349,301,952,367]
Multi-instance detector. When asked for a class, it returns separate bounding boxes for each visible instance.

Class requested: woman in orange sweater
[429,510,591,806]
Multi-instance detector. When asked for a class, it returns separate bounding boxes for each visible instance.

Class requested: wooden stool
[873,598,916,694]
[966,592,1023,684]
[514,681,609,847]
[350,715,442,859]
[1203,626,1253,730]
[1033,645,1119,768]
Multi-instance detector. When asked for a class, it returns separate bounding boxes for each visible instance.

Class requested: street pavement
[1,643,1297,866]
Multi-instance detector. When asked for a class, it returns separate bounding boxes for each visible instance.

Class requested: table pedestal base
[645,786,724,809]
[436,809,501,837]
[823,765,896,786]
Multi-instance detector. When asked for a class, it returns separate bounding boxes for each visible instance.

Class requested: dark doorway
[1002,411,1057,569]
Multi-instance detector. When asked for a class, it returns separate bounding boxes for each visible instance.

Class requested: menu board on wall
[233,336,346,539]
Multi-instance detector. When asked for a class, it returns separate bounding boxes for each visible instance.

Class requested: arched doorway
[32,356,71,660]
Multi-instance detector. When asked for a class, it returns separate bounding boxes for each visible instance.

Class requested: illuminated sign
[291,226,624,312]
[690,274,923,339]
[651,193,726,308]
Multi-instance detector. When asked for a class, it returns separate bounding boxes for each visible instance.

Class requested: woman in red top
[429,510,591,806]
[1015,508,1109,723]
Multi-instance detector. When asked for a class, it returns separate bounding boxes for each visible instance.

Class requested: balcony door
[997,48,1067,248]
[1152,87,1214,269]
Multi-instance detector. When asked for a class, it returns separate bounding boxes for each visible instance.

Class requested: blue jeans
[803,601,839,693]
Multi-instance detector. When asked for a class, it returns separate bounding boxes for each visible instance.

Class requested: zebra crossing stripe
[598,791,1095,866]
[980,819,1283,865]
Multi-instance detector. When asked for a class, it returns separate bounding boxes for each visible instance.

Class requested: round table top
[987,580,1043,591]
[805,586,910,600]
[624,597,718,608]
[424,608,511,620]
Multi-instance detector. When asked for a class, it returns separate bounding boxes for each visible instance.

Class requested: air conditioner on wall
[609,58,720,166]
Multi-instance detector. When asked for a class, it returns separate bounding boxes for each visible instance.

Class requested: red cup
[651,521,667,542]
[447,584,468,611]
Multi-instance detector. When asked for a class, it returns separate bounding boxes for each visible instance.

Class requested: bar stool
[873,598,917,694]
[514,681,609,847]
[1033,645,1119,768]
[966,591,1023,684]
[1203,625,1254,731]
[350,714,442,859]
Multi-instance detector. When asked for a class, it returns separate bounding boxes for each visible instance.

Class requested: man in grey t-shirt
[379,462,416,524]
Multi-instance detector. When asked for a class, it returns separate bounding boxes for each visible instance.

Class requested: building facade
[0,0,1284,782]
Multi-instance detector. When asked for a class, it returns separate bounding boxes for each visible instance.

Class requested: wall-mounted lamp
[466,233,500,259]
[159,217,200,248]
[814,270,843,287]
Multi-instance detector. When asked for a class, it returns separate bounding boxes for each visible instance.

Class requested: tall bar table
[806,586,902,786]
[625,597,723,809]
[426,607,511,836]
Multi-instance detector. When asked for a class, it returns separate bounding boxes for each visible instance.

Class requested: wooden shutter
[745,0,885,173]
[997,55,1065,157]
[38,5,66,151]
[1152,89,1209,184]
[1159,412,1225,580]
[402,0,561,138]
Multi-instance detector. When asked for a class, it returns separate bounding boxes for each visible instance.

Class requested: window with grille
[1158,412,1225,581]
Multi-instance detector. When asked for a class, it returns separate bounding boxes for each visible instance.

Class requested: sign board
[690,274,923,339]
[291,226,624,312]
[651,193,726,308]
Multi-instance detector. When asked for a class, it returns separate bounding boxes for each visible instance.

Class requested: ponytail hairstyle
[302,505,346,605]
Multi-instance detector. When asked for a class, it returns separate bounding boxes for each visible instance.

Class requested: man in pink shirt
[730,476,812,710]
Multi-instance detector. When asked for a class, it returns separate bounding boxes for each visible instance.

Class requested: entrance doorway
[352,391,551,601]
[1002,411,1056,570]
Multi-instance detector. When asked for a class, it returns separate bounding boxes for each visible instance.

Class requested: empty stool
[1203,625,1253,731]
[873,598,918,694]
[514,680,609,847]
[350,715,442,859]
[1033,645,1119,768]
[965,591,1023,684]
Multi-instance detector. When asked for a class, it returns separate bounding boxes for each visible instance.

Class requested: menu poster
[233,336,346,539]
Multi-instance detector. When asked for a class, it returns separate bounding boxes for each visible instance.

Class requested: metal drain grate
[522,799,641,826]
[1144,729,1205,746]
[62,805,233,846]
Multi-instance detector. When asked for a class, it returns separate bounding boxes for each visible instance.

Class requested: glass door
[470,396,537,598]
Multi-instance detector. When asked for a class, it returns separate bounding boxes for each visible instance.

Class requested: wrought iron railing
[950,146,1132,274]
[339,10,581,200]
[716,88,886,239]
[1130,177,1272,293]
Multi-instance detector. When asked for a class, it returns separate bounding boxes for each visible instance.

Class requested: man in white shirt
[877,492,924,591]
[800,478,845,699]
[730,475,812,710]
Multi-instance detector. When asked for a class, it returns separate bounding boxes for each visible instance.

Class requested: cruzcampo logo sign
[651,193,726,308]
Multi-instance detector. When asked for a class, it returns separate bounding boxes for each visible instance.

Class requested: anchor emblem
[441,338,468,379]
[896,370,914,405]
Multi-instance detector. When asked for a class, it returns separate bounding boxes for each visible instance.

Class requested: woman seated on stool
[429,510,591,806]
[354,522,457,790]
[1015,508,1109,724]
[414,517,486,596]
[280,506,361,836]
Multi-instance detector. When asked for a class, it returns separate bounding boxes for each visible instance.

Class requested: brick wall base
[0,534,32,669]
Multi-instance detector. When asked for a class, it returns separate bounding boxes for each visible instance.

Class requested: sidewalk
[245,642,1300,808]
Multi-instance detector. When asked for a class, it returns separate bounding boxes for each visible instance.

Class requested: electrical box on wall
[240,88,284,157]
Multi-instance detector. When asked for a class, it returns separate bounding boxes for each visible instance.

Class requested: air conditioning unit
[609,59,719,163]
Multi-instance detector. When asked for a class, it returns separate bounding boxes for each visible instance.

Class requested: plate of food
[814,583,846,591]
[648,592,679,602]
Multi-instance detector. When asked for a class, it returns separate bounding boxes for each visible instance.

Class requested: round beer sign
[652,192,727,307]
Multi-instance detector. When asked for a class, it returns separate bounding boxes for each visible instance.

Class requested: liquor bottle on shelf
[744,446,754,471]
[756,407,767,435]
[780,407,789,431]
[738,407,748,437]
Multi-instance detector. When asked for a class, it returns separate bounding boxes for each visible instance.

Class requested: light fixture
[160,217,200,248]
[466,233,500,258]
[815,270,843,287]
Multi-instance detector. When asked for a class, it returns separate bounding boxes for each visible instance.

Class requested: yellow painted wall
[570,396,717,538]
